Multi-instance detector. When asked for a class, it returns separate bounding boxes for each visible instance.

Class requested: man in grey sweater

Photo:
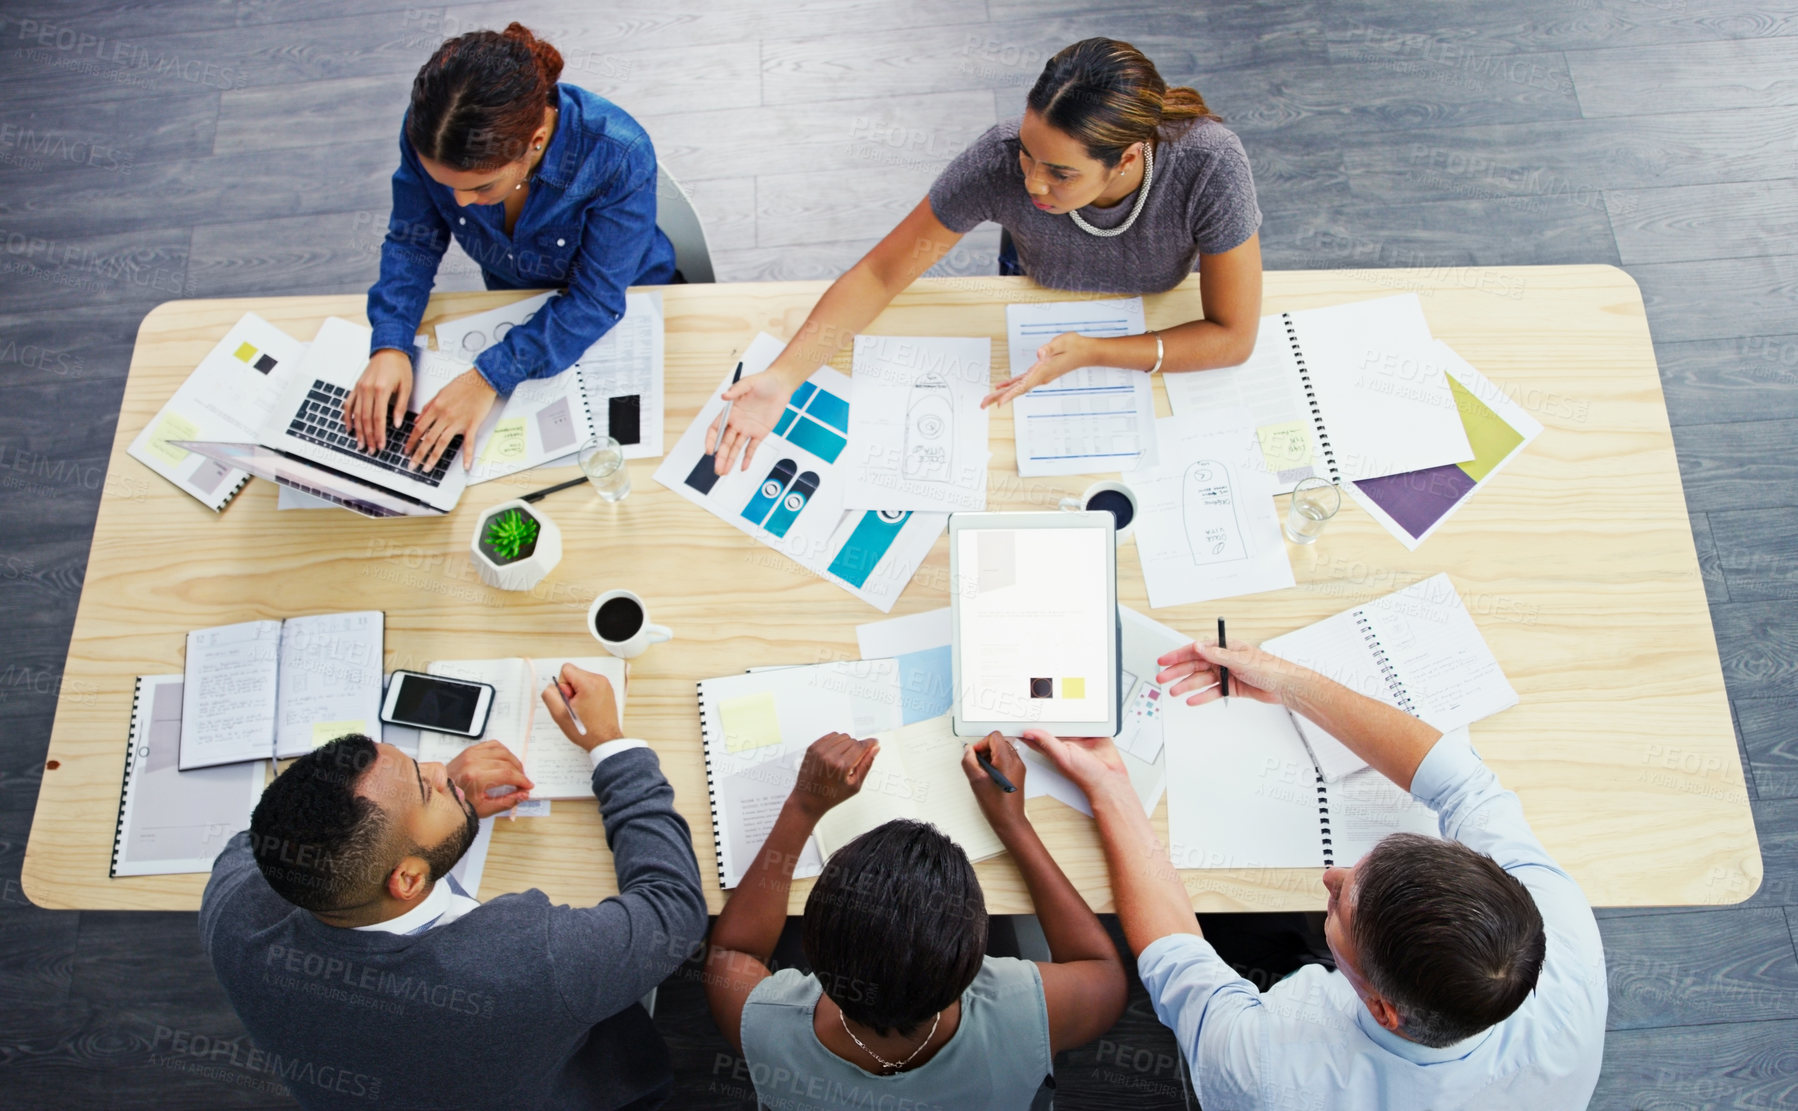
[200,665,706,1110]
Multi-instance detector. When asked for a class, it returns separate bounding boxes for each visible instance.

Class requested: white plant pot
[470,499,563,591]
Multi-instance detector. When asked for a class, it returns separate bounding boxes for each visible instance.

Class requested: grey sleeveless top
[739,955,1053,1111]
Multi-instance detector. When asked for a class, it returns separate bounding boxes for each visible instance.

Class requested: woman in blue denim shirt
[345,23,676,471]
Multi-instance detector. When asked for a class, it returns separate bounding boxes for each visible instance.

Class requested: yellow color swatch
[234,341,257,363]
[311,720,367,748]
[1256,420,1313,473]
[1449,378,1525,483]
[148,410,200,465]
[1061,677,1085,699]
[720,691,784,754]
[479,417,529,465]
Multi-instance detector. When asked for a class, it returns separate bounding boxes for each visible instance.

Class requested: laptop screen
[168,442,443,518]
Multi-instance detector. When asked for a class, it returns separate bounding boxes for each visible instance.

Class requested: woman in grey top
[704,731,1128,1110]
[708,37,1263,475]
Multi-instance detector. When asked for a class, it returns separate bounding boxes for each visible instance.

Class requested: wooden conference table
[24,267,1760,914]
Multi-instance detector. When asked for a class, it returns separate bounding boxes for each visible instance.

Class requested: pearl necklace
[840,1008,941,1072]
[1069,141,1154,237]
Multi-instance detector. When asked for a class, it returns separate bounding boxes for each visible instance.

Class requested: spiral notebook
[114,675,265,876]
[1162,294,1473,485]
[1263,573,1518,781]
[697,659,904,889]
[1162,690,1447,870]
[127,312,306,510]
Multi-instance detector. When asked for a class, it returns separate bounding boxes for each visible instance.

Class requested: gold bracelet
[1148,331,1164,374]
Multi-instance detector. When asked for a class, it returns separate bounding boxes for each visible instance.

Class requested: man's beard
[419,790,480,882]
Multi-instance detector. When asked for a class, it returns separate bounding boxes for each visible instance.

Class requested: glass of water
[1284,476,1341,544]
[578,436,631,502]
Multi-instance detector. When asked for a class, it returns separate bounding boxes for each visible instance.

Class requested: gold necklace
[840,1008,940,1072]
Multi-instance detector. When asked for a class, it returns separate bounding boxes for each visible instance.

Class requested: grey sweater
[200,747,707,1111]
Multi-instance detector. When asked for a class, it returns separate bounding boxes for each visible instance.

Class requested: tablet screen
[954,524,1113,726]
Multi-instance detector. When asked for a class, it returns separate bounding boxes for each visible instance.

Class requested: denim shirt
[366,84,676,395]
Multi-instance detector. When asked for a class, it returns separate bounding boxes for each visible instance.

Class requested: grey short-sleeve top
[739,955,1053,1111]
[928,116,1261,293]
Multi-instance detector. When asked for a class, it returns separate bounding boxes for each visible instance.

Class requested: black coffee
[595,596,645,641]
[1086,489,1135,529]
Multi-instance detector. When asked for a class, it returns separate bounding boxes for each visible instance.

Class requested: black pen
[976,747,1017,793]
[1217,618,1230,705]
[715,360,744,466]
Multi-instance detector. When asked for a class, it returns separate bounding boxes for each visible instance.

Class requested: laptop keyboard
[288,380,459,487]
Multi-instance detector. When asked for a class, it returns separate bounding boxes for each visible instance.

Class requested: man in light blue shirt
[1020,636,1607,1109]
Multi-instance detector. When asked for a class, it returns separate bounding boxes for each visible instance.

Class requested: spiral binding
[1282,313,1341,485]
[1316,769,1335,868]
[696,681,730,888]
[1353,611,1417,714]
[214,471,253,512]
[571,366,597,444]
[111,677,150,877]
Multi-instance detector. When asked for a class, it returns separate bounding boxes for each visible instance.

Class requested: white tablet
[949,511,1121,738]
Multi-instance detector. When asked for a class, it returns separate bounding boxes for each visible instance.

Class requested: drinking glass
[578,436,631,502]
[1284,476,1341,544]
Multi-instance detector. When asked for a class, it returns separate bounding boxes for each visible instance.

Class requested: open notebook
[1164,693,1448,870]
[416,656,626,799]
[699,659,905,888]
[813,714,1005,863]
[1263,573,1517,781]
[1163,293,1473,484]
[178,612,384,770]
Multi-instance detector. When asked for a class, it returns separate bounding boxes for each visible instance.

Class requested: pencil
[553,678,587,736]
[1217,618,1230,704]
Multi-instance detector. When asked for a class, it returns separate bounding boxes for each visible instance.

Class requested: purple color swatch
[1354,464,1477,539]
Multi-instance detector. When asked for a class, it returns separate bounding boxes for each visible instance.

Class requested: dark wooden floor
[1,1,1794,1107]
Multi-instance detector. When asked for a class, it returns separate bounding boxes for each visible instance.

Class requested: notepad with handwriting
[1163,293,1473,484]
[698,660,904,888]
[1262,573,1517,781]
[415,656,627,799]
[813,714,1004,862]
[178,612,384,770]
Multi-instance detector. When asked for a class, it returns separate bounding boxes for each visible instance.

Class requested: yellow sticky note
[1061,677,1085,699]
[148,410,200,465]
[311,720,366,748]
[1449,378,1525,483]
[479,417,529,465]
[234,341,257,363]
[1256,420,1312,473]
[720,692,783,754]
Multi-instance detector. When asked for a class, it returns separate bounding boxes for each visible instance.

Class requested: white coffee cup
[587,589,674,659]
[1058,480,1138,541]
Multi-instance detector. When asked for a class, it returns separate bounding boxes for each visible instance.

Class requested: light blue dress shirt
[1138,733,1607,1109]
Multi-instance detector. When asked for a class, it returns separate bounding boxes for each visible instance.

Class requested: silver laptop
[180,317,470,516]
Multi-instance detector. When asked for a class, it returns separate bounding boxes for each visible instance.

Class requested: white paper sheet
[1346,343,1544,550]
[1163,696,1331,869]
[1006,299,1156,476]
[855,604,1174,818]
[654,333,946,613]
[115,676,265,876]
[1264,575,1518,780]
[1163,315,1318,483]
[274,611,383,759]
[842,335,991,511]
[814,714,1005,862]
[180,620,282,769]
[1326,758,1444,863]
[1127,408,1295,607]
[128,312,305,510]
[438,290,666,478]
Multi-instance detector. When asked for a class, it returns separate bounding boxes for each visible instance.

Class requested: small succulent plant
[483,508,539,562]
